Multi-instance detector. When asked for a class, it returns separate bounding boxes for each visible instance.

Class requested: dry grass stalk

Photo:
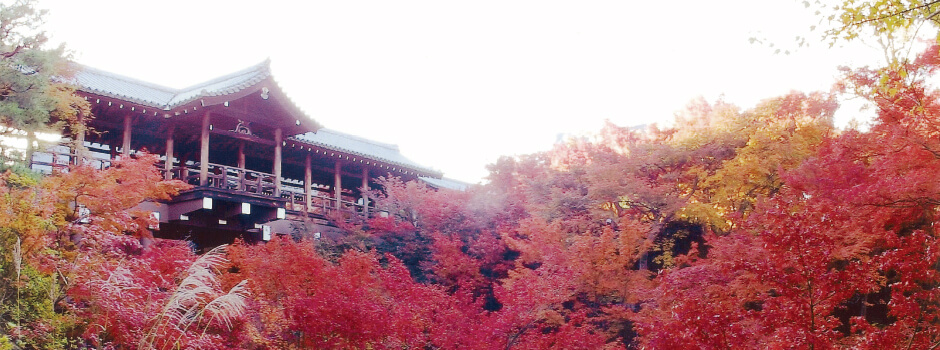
[13,236,21,279]
[139,244,250,349]
[14,236,21,327]
[203,279,249,330]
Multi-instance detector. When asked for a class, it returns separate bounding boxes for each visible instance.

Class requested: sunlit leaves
[815,0,940,49]
[632,44,940,348]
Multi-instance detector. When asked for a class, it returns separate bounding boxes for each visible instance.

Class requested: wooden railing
[164,162,372,219]
[32,144,375,224]
[29,149,72,173]
[30,145,112,173]
[31,148,374,221]
[281,188,371,219]
[190,163,278,196]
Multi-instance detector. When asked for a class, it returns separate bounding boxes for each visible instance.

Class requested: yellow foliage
[678,92,836,233]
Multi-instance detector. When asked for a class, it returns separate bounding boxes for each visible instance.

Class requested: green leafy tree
[0,0,88,164]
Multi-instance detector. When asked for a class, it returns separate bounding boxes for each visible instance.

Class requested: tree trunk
[24,129,36,168]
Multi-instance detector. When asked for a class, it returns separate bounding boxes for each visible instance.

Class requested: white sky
[38,0,889,183]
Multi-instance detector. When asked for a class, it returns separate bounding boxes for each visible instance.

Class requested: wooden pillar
[304,153,312,214]
[122,114,132,157]
[273,128,282,197]
[199,112,210,187]
[362,168,369,217]
[108,138,117,163]
[24,130,35,167]
[237,142,246,169]
[72,113,86,166]
[334,160,342,210]
[180,153,189,182]
[237,141,246,191]
[164,125,174,180]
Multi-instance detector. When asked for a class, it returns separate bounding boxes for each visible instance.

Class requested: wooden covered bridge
[30,60,456,246]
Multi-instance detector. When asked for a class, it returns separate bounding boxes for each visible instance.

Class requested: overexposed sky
[39,0,888,183]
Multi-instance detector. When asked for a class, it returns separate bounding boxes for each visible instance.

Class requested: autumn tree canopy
[3,0,940,349]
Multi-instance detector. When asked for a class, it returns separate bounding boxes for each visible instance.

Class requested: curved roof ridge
[72,59,275,109]
[167,59,272,107]
[264,73,318,129]
[174,58,271,94]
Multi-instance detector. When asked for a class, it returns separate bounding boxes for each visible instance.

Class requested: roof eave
[286,136,441,178]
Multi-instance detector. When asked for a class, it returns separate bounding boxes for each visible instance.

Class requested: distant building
[31,60,450,247]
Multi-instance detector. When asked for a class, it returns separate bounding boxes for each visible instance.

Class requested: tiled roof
[169,61,271,107]
[72,61,441,178]
[419,177,470,191]
[72,60,273,110]
[292,129,442,177]
[73,66,177,108]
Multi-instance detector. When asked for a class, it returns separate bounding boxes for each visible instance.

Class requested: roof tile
[72,61,442,178]
[292,129,441,177]
[72,59,272,110]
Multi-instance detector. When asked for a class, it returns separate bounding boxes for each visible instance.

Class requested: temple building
[29,60,460,247]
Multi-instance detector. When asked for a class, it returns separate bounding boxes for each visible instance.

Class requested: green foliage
[0,0,89,165]
[0,0,59,127]
[0,162,39,184]
[3,264,53,325]
[0,263,77,350]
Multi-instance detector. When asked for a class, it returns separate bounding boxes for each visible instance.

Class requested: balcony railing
[282,187,371,219]
[29,144,111,173]
[166,163,279,197]
[163,161,372,219]
[32,146,374,221]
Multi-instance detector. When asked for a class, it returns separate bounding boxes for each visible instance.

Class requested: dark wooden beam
[73,112,87,165]
[362,168,369,217]
[274,127,282,197]
[210,129,276,146]
[237,142,246,169]
[200,112,210,187]
[122,114,132,156]
[334,160,342,209]
[165,125,174,180]
[305,153,312,215]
